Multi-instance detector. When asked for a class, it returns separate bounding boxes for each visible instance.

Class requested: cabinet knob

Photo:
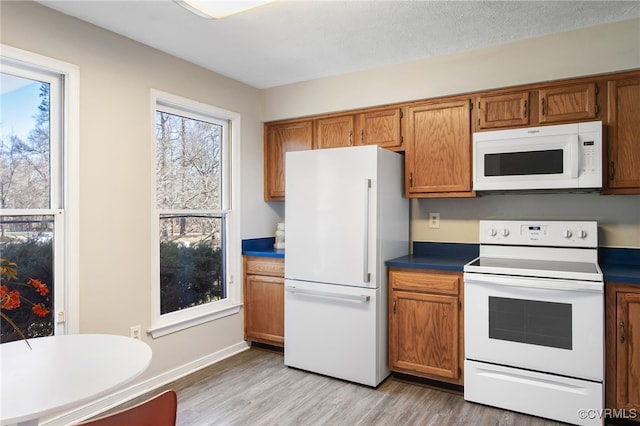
[620,321,625,344]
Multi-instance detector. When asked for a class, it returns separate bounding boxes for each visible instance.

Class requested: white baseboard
[41,341,250,426]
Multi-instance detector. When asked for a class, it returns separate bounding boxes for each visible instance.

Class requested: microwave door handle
[569,135,579,178]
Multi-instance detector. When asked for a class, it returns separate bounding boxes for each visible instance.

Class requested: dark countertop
[387,243,640,285]
[242,238,640,284]
[386,242,479,272]
[242,237,284,259]
[599,248,640,285]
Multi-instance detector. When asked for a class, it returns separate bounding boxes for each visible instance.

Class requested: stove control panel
[479,220,598,247]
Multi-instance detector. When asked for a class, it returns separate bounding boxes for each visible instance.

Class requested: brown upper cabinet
[265,106,402,200]
[314,114,355,149]
[357,108,403,149]
[604,74,640,194]
[477,82,599,130]
[264,69,639,200]
[264,120,313,201]
[313,107,403,150]
[405,99,473,197]
[538,82,599,124]
[477,91,531,129]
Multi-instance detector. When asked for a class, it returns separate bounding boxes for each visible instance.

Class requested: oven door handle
[463,272,603,293]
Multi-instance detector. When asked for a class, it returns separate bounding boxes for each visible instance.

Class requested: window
[0,45,79,343]
[150,91,240,337]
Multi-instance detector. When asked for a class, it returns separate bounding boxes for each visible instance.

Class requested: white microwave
[473,121,602,192]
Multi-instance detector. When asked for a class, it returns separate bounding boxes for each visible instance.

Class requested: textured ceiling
[37,0,640,89]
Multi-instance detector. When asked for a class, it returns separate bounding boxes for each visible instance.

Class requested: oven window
[484,150,563,176]
[488,297,572,350]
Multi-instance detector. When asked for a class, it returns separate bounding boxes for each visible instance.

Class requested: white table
[0,334,152,426]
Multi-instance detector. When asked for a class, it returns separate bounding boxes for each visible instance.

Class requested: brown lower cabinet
[606,282,640,421]
[243,256,284,347]
[388,268,464,385]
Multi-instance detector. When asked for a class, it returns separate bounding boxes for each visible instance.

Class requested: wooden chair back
[76,390,177,426]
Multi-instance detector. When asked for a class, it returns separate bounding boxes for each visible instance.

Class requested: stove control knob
[487,227,497,237]
[561,228,573,239]
[501,228,510,237]
[577,229,588,239]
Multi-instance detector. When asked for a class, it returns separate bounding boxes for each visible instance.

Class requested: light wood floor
[113,346,571,426]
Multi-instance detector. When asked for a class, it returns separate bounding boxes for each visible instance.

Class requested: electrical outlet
[428,212,440,229]
[130,325,141,340]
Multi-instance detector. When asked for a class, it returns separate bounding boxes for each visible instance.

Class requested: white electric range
[464,220,604,426]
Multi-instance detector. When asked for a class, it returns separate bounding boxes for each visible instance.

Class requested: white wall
[261,18,640,121]
[261,18,640,248]
[0,0,280,410]
[411,193,640,248]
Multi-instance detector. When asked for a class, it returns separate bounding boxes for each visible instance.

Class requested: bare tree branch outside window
[155,111,226,314]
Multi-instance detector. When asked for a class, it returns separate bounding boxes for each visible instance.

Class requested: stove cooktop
[467,257,599,274]
[464,256,603,282]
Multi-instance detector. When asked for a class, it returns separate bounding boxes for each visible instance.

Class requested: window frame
[149,89,241,338]
[0,44,80,338]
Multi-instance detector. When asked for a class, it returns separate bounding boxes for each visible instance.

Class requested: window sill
[148,303,241,339]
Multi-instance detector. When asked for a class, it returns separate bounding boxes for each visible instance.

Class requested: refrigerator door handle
[363,178,371,283]
[286,286,371,303]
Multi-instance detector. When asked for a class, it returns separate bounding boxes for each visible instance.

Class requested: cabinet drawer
[390,269,460,295]
[245,256,284,277]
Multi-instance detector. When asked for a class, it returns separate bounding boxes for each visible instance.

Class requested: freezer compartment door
[284,280,388,387]
[285,146,379,288]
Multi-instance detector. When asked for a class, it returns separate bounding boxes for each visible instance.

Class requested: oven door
[464,272,603,381]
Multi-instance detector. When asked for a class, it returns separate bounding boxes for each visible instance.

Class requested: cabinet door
[405,100,472,195]
[245,274,284,346]
[264,121,313,201]
[314,115,354,149]
[616,291,640,411]
[389,290,460,379]
[606,76,640,192]
[538,83,598,124]
[357,108,402,149]
[478,92,530,129]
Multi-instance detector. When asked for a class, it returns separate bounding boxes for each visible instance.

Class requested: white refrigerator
[284,145,409,387]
